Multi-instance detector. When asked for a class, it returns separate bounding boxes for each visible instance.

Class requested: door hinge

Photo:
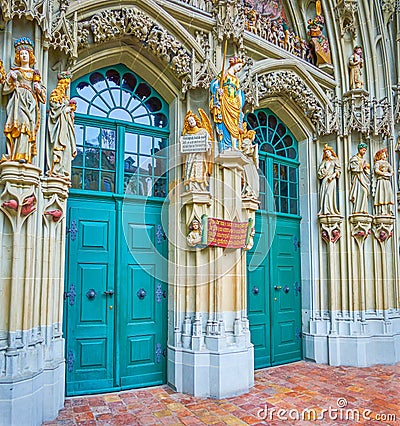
[66,219,78,241]
[156,224,166,244]
[295,328,302,340]
[67,350,75,372]
[156,283,167,303]
[64,283,76,306]
[295,282,301,296]
[155,343,166,363]
[293,236,300,251]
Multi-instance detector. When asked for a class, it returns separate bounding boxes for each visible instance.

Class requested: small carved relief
[373,148,394,216]
[317,145,341,216]
[43,209,63,222]
[1,38,46,164]
[187,218,203,247]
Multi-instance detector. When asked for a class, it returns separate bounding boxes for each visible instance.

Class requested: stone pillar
[0,165,68,425]
[168,150,255,398]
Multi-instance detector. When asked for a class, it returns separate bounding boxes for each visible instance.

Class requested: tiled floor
[43,361,400,425]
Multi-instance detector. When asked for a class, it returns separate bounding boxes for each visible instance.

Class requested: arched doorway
[64,65,169,395]
[246,109,302,368]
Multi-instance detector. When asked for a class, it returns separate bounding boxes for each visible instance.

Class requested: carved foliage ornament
[78,8,191,77]
[255,71,337,135]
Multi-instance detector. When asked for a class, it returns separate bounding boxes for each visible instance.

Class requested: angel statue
[2,37,46,163]
[181,109,214,192]
[47,71,77,179]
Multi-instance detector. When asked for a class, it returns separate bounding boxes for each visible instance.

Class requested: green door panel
[65,203,116,395]
[270,218,302,365]
[247,212,271,369]
[118,202,167,389]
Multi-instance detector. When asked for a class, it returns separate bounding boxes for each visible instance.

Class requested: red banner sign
[205,218,249,249]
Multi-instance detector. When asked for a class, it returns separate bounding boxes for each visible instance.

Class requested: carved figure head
[357,142,368,155]
[14,37,36,67]
[183,110,201,134]
[322,144,338,160]
[353,45,363,56]
[374,148,388,162]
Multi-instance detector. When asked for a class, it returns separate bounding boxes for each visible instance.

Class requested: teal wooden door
[65,203,116,395]
[64,65,169,395]
[119,201,168,388]
[246,109,302,368]
[270,218,302,365]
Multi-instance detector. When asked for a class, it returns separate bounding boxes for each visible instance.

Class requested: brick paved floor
[43,361,400,425]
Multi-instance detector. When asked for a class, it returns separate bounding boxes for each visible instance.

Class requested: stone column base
[304,316,400,366]
[0,361,64,426]
[167,344,254,398]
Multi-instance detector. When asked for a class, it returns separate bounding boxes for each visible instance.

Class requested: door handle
[283,286,290,294]
[104,290,114,296]
[274,285,282,291]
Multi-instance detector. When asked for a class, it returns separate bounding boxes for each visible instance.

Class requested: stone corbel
[41,176,70,227]
[350,214,373,243]
[381,0,397,23]
[0,163,41,232]
[319,215,343,244]
[372,215,395,244]
[335,0,358,38]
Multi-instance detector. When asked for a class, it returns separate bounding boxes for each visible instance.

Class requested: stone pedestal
[168,150,255,398]
[0,165,69,426]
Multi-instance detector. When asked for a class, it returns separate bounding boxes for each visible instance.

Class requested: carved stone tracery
[335,0,358,38]
[77,8,192,78]
[254,71,337,135]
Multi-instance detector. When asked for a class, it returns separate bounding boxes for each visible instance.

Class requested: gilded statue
[47,71,77,179]
[210,56,245,151]
[2,37,46,163]
[373,148,394,216]
[348,143,370,214]
[317,144,341,215]
[349,45,364,90]
[181,109,213,192]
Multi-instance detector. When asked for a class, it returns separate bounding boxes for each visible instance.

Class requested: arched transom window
[246,109,299,216]
[70,65,169,197]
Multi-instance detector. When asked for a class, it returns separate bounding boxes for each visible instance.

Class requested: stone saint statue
[349,45,364,90]
[47,71,77,179]
[373,148,394,215]
[210,56,245,151]
[317,144,341,215]
[181,109,213,192]
[2,37,46,163]
[348,142,370,214]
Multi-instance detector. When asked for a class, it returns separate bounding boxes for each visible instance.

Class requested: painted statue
[2,37,46,163]
[210,56,245,151]
[349,45,364,90]
[187,219,203,247]
[47,71,77,179]
[373,148,394,215]
[0,58,5,84]
[317,144,341,215]
[181,109,213,192]
[348,142,370,214]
